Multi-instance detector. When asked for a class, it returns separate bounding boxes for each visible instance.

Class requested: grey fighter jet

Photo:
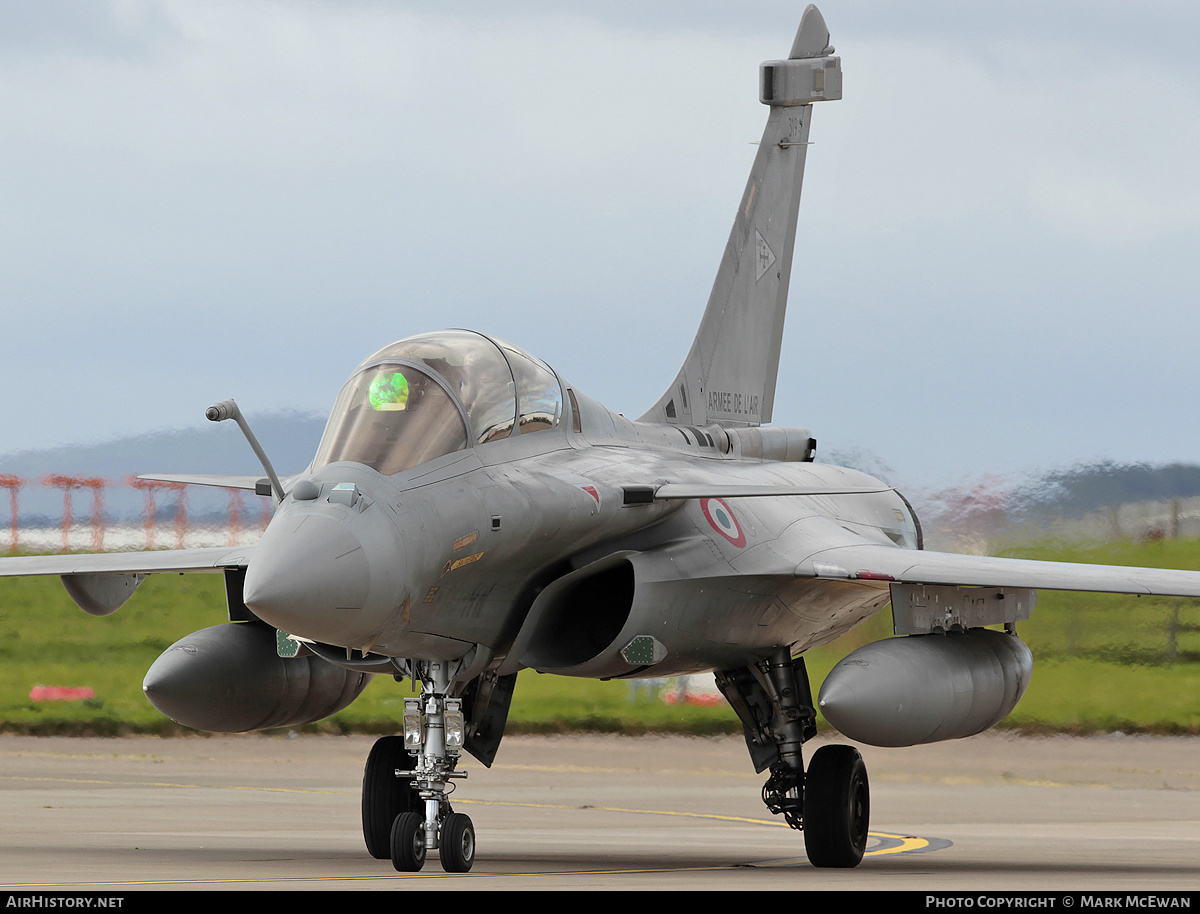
[4,5,1200,872]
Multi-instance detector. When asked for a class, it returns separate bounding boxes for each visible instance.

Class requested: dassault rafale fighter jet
[5,4,1200,872]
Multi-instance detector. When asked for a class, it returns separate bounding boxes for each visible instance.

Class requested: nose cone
[243,512,371,640]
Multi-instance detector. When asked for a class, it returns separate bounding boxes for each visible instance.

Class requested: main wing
[797,541,1200,597]
[0,546,252,578]
[0,546,252,616]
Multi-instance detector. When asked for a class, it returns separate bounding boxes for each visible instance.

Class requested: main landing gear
[715,646,870,868]
[361,659,476,873]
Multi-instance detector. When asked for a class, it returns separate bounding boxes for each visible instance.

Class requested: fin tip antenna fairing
[638,4,841,430]
[791,4,834,60]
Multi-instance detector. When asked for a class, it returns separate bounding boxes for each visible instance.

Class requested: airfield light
[0,475,22,552]
[44,475,107,553]
[127,477,187,550]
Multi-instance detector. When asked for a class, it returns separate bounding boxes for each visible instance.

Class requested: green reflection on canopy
[368,371,410,411]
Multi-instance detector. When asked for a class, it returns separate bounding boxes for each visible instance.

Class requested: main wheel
[362,736,415,858]
[390,811,428,872]
[803,744,870,868]
[439,812,476,873]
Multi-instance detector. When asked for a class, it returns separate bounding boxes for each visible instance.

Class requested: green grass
[2,536,1200,736]
[986,535,1200,734]
[996,536,1200,664]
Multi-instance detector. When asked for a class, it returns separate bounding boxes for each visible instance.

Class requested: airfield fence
[0,474,269,553]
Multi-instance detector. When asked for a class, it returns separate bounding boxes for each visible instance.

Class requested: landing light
[402,698,423,750]
[444,699,465,753]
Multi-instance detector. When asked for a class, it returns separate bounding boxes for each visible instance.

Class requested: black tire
[362,736,415,859]
[390,811,428,872]
[803,744,870,868]
[439,812,476,873]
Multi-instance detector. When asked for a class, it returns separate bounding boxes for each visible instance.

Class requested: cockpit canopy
[313,330,563,476]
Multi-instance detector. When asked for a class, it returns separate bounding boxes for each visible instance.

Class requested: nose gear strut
[382,659,476,873]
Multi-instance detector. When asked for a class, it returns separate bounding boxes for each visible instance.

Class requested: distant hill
[917,460,1200,550]
[0,412,326,523]
[1011,461,1200,520]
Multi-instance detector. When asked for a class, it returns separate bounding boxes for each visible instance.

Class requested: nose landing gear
[362,659,476,873]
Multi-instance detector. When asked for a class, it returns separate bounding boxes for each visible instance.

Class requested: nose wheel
[438,811,476,873]
[388,808,475,873]
[389,811,427,871]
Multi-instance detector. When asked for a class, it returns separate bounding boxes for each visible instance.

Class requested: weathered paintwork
[242,385,916,681]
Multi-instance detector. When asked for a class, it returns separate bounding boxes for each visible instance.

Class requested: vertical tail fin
[638,5,841,428]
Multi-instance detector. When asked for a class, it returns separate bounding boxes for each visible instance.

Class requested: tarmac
[1,731,1198,893]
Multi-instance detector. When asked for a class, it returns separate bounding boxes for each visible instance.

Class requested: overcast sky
[2,0,1198,496]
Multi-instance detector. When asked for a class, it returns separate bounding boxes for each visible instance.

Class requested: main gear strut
[716,645,870,867]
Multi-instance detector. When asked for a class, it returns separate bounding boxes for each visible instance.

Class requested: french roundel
[701,498,746,548]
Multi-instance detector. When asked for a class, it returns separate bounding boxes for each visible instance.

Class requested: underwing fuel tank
[142,621,372,732]
[817,629,1033,747]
